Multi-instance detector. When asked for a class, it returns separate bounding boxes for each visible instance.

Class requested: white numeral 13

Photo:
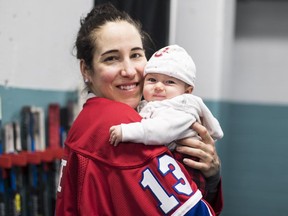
[140,154,192,214]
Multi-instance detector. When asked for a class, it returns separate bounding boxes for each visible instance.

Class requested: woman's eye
[103,56,118,62]
[131,52,143,59]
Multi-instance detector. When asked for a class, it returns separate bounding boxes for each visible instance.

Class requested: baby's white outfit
[120,94,224,150]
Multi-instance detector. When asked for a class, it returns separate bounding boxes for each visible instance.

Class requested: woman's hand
[176,122,221,178]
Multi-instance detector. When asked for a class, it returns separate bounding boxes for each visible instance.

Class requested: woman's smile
[118,82,139,91]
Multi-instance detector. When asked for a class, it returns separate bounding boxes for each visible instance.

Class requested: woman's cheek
[138,59,147,76]
[99,68,118,83]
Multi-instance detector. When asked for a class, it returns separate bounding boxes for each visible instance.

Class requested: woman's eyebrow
[101,47,144,56]
[101,49,118,56]
[132,47,144,51]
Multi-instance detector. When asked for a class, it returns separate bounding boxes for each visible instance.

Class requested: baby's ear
[185,86,193,94]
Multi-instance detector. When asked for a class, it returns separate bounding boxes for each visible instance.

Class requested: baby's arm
[109,125,123,146]
[120,110,197,145]
[109,122,146,146]
[109,108,198,147]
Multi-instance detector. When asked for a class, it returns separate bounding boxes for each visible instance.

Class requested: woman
[55,3,223,215]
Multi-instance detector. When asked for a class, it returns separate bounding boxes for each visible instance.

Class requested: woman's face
[82,21,147,109]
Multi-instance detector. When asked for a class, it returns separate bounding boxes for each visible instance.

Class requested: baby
[109,45,223,149]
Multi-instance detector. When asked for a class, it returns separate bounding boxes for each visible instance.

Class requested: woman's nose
[120,61,136,77]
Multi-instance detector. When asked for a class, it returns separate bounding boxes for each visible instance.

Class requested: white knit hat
[144,45,196,87]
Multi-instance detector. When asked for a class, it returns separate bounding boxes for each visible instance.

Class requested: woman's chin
[121,97,141,109]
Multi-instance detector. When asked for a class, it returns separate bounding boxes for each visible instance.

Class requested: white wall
[232,1,288,105]
[0,0,93,91]
[171,0,236,101]
[2,0,288,105]
[172,0,288,105]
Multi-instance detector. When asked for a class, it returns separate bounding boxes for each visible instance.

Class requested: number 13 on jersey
[140,154,193,214]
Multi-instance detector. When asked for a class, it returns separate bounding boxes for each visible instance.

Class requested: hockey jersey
[55,97,215,216]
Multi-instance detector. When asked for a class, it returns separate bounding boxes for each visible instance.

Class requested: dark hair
[75,3,151,69]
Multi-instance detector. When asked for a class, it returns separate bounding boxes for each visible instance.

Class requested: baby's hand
[109,125,122,146]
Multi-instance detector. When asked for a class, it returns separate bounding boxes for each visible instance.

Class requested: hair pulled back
[75,3,149,69]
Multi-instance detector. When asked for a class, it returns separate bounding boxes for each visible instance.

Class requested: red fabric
[55,97,217,215]
[173,151,223,215]
[211,180,224,216]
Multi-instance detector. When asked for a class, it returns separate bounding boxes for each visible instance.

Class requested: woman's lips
[117,82,139,91]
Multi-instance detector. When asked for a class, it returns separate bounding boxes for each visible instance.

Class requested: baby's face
[143,73,192,101]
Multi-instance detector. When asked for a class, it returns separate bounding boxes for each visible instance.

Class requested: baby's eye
[166,80,176,84]
[146,77,157,82]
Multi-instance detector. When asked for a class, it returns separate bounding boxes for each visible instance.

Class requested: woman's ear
[185,86,193,94]
[80,59,90,82]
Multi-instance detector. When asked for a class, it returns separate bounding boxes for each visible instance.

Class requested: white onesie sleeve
[121,106,198,145]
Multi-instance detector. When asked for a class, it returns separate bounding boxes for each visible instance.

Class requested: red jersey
[55,97,215,216]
